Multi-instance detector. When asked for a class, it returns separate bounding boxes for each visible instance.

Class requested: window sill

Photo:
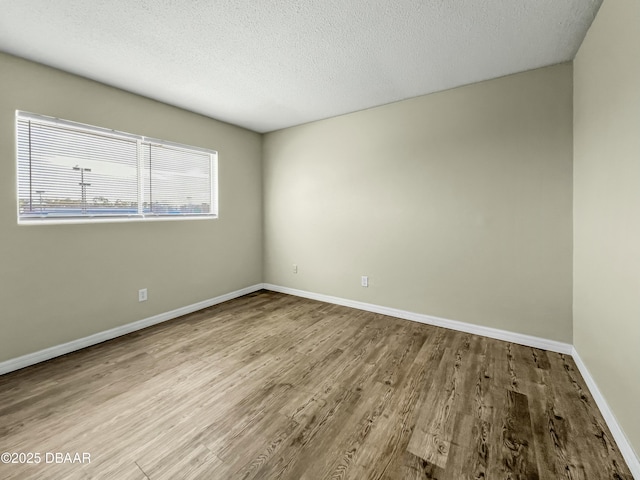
[17,215,218,226]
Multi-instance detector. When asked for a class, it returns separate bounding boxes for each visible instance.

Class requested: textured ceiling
[0,0,601,133]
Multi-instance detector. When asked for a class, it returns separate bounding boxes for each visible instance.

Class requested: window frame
[15,111,218,225]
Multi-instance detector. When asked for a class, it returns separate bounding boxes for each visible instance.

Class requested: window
[16,111,218,224]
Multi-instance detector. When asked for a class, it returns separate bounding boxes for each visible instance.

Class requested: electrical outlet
[293,264,298,274]
[361,276,369,287]
[138,288,148,302]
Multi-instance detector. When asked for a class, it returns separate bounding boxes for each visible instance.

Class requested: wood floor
[0,291,633,479]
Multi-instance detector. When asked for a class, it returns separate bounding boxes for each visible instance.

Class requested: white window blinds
[16,111,217,223]
[142,142,215,215]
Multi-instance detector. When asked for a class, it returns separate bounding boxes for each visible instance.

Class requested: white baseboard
[2,282,636,476]
[571,347,640,479]
[262,284,573,354]
[0,284,264,376]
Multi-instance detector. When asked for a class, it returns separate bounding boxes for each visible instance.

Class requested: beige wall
[0,53,263,362]
[263,64,574,342]
[574,0,640,459]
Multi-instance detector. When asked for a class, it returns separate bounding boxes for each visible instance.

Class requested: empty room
[0,0,638,479]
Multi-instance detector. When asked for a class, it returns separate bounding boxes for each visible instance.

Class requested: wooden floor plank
[547,353,634,480]
[491,389,539,480]
[0,291,633,480]
[407,334,471,469]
